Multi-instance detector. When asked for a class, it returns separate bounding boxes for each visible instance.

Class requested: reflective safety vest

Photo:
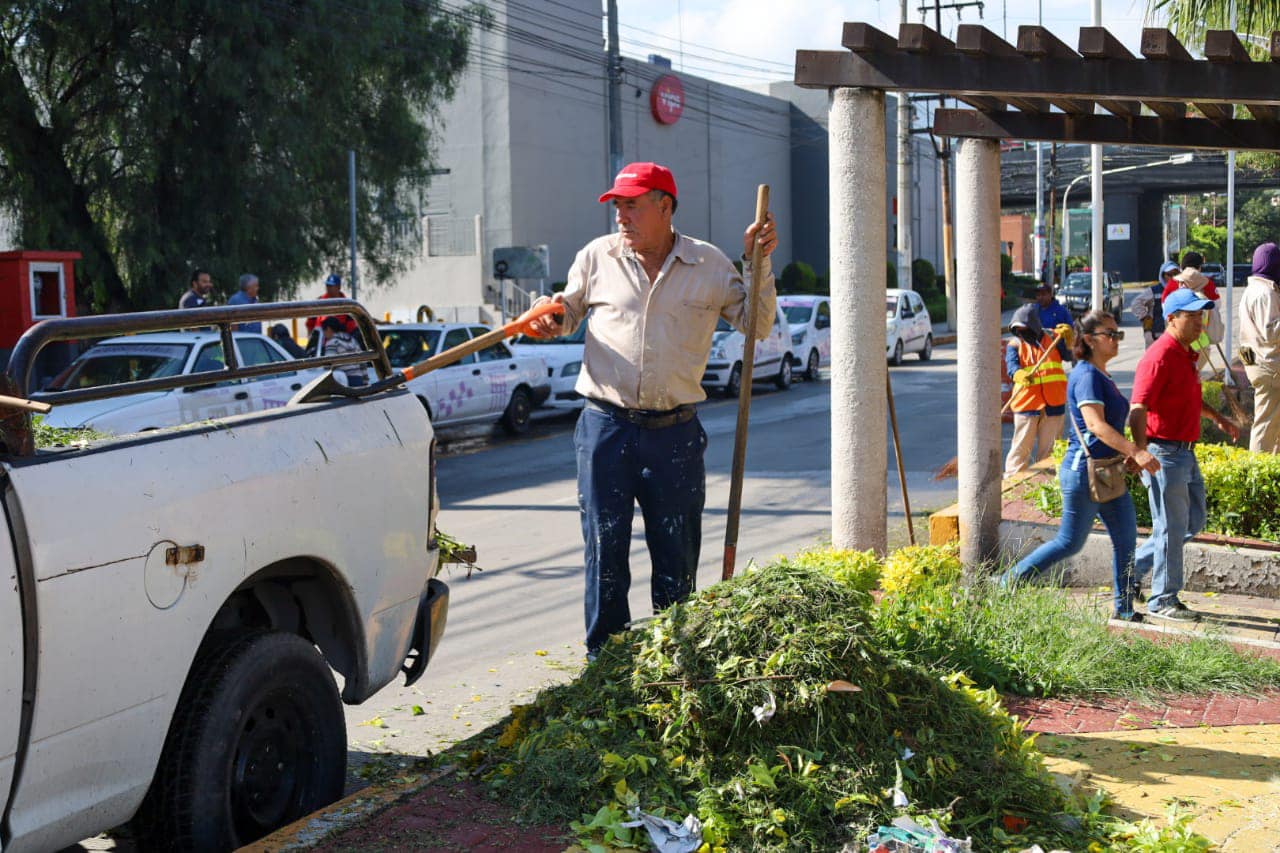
[1008,335,1067,412]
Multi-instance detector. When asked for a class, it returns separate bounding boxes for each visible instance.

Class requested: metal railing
[5,300,393,403]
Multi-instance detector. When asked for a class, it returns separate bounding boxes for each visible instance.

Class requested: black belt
[586,399,697,429]
[1149,438,1196,451]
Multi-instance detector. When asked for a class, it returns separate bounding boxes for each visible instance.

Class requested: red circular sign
[650,74,685,125]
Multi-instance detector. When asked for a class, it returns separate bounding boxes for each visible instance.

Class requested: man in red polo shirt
[1129,288,1240,621]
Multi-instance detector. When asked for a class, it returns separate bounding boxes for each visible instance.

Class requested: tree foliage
[778,260,818,293]
[1185,222,1226,263]
[0,1,477,311]
[1234,192,1280,260]
[1150,0,1280,48]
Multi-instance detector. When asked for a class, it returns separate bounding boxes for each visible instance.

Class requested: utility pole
[917,0,981,330]
[1089,0,1104,310]
[897,0,913,290]
[1033,1,1044,281]
[1225,3,1239,353]
[348,149,358,300]
[1046,144,1057,284]
[606,0,623,183]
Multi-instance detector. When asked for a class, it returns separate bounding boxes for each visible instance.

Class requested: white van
[779,295,831,381]
[701,306,794,397]
[886,288,934,365]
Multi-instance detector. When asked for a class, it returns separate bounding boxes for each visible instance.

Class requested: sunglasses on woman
[1091,329,1125,340]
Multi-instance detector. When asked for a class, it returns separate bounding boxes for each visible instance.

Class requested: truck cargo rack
[1,300,395,456]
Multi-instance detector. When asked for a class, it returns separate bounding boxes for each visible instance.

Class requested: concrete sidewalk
[246,589,1280,852]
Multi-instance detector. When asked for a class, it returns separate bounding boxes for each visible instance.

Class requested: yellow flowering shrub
[880,543,962,596]
[787,547,882,592]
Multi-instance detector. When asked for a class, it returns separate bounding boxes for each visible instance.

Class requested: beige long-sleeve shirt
[558,230,776,411]
[1240,275,1280,370]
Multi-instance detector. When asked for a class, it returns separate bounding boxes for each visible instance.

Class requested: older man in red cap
[529,161,777,660]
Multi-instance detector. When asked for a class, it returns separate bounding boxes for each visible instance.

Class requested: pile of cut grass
[483,565,1080,851]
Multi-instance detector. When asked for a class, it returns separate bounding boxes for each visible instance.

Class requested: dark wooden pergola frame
[793,21,1277,563]
[796,23,1280,151]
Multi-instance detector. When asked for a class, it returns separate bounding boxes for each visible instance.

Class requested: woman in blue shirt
[1003,311,1161,620]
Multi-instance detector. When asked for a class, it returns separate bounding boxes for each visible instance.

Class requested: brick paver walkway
[1006,690,1280,733]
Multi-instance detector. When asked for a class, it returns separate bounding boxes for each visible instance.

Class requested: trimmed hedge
[1034,439,1280,543]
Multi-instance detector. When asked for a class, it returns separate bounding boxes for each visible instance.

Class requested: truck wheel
[132,631,346,852]
[724,363,742,398]
[501,386,532,435]
[805,349,821,382]
[775,357,792,390]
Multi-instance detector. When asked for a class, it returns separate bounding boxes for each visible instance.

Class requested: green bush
[1032,390,1280,541]
[887,260,897,288]
[924,293,947,323]
[778,260,818,294]
[911,258,937,294]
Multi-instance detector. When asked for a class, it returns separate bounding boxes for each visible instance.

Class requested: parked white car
[779,295,831,381]
[40,331,324,434]
[701,306,794,397]
[378,323,550,433]
[510,317,588,411]
[886,288,934,365]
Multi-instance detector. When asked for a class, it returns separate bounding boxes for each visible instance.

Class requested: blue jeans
[575,406,708,653]
[1005,457,1139,615]
[1134,444,1205,611]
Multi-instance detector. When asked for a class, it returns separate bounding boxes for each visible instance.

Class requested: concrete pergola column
[954,138,1003,566]
[829,87,887,554]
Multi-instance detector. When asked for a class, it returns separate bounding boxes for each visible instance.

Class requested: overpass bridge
[1000,144,1277,280]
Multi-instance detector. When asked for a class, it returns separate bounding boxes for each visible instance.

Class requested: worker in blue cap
[1131,261,1175,348]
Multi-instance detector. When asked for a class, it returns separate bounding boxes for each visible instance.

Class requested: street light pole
[1059,153,1194,291]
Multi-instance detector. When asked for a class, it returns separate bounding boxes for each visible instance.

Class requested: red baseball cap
[598,162,678,203]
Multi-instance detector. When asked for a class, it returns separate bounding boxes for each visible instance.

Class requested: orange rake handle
[400,301,565,381]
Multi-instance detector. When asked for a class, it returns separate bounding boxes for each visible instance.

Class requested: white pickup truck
[0,301,447,852]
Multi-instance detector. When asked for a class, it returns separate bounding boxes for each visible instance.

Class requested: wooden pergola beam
[1078,27,1141,117]
[933,108,1280,151]
[793,48,1280,104]
[800,22,1280,149]
[1205,29,1251,63]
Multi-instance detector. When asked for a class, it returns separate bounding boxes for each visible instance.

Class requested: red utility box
[0,250,82,383]
[0,250,80,348]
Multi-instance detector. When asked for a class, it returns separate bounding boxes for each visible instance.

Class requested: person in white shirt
[1239,242,1280,454]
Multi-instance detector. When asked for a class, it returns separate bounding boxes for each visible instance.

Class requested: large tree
[0,1,476,311]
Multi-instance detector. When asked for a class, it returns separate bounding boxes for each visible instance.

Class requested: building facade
[363,0,944,323]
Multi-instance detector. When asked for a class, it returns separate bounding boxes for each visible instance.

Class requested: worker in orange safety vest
[1004,303,1072,474]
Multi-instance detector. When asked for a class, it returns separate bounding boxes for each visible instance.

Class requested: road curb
[239,764,457,852]
[931,324,1009,348]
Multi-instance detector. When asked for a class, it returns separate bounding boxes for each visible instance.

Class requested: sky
[618,0,1163,88]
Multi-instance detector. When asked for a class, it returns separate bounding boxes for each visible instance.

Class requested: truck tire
[500,386,533,435]
[132,631,346,852]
